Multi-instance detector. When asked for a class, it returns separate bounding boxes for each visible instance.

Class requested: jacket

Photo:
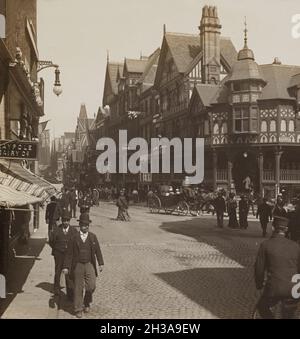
[49,225,78,256]
[256,202,272,223]
[64,231,104,277]
[255,234,300,298]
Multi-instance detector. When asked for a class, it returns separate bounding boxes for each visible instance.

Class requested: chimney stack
[199,5,222,84]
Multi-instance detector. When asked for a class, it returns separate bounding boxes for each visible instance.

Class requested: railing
[217,169,228,181]
[263,170,275,182]
[263,170,300,182]
[280,169,300,181]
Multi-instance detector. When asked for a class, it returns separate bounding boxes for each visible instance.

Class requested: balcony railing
[263,170,300,182]
[280,169,300,182]
[217,169,228,181]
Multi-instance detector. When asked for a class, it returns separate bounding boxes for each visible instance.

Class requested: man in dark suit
[213,191,226,228]
[256,197,273,237]
[254,216,300,318]
[287,199,300,244]
[63,213,104,318]
[49,209,77,298]
[45,196,61,240]
[239,195,249,229]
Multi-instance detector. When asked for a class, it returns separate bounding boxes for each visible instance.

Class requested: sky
[37,0,300,138]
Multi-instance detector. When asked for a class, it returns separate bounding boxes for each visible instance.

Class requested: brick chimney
[199,5,222,84]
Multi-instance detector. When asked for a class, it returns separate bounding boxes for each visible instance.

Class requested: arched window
[270,120,277,132]
[213,123,219,134]
[261,120,267,132]
[281,120,287,132]
[221,122,228,134]
[289,120,295,132]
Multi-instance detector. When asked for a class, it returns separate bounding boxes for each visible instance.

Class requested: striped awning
[0,159,57,201]
[0,184,43,208]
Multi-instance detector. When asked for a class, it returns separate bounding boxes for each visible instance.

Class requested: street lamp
[37,60,62,96]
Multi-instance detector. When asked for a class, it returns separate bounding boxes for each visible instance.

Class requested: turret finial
[244,16,248,48]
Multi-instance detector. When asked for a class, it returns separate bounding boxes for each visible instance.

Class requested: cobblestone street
[1,202,270,319]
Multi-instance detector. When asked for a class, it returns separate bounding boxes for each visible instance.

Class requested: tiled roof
[211,64,300,104]
[125,58,148,74]
[108,62,123,95]
[194,84,220,107]
[165,33,237,73]
[259,64,300,100]
[138,48,160,92]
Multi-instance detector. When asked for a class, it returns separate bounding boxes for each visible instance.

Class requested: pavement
[0,202,295,319]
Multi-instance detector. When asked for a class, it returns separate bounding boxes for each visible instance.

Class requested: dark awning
[0,159,57,200]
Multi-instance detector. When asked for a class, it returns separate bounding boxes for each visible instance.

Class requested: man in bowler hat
[254,216,300,318]
[63,213,104,318]
[49,209,77,298]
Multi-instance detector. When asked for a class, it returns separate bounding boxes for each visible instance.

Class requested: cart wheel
[190,205,199,217]
[175,200,189,216]
[149,195,161,214]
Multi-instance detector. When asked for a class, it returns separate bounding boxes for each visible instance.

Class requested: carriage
[148,185,202,216]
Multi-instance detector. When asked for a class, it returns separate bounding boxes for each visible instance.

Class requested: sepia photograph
[0,0,300,324]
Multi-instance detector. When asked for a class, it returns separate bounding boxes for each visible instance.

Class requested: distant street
[2,202,272,319]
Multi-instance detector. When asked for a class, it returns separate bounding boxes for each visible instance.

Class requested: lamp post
[37,60,62,96]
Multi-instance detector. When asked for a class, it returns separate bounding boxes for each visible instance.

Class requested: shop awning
[0,159,57,201]
[0,184,43,208]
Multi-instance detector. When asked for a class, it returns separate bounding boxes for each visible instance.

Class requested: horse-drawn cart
[148,192,190,216]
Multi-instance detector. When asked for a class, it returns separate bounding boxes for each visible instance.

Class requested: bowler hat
[61,208,70,221]
[78,213,91,225]
[273,216,289,230]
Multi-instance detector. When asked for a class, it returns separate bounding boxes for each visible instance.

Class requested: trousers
[73,262,96,312]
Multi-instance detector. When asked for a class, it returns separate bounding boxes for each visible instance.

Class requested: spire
[244,17,248,48]
[237,18,254,61]
[107,50,109,63]
[163,24,166,36]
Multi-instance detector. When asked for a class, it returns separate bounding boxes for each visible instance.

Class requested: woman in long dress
[227,193,239,228]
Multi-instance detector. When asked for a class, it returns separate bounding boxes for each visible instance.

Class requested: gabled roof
[108,62,123,94]
[194,84,220,107]
[124,58,148,74]
[164,33,201,73]
[155,32,237,86]
[259,64,300,100]
[138,48,160,92]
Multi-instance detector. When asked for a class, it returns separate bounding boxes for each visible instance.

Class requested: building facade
[96,5,300,200]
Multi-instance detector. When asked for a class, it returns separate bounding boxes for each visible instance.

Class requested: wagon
[148,191,190,216]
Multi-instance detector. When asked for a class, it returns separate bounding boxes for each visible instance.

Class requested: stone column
[258,152,264,197]
[227,157,233,193]
[275,150,282,197]
[212,149,217,191]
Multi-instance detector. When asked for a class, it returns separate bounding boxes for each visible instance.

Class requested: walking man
[254,216,300,319]
[256,198,272,237]
[214,191,226,228]
[49,209,77,299]
[63,213,104,318]
[46,196,61,240]
[70,188,78,219]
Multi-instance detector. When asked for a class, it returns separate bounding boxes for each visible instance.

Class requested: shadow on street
[0,238,46,317]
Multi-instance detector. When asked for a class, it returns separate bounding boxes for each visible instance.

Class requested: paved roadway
[2,202,273,319]
[59,202,263,319]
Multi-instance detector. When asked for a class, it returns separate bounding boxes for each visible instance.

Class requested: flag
[38,120,50,135]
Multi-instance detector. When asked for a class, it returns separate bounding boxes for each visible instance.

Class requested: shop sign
[0,140,38,160]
